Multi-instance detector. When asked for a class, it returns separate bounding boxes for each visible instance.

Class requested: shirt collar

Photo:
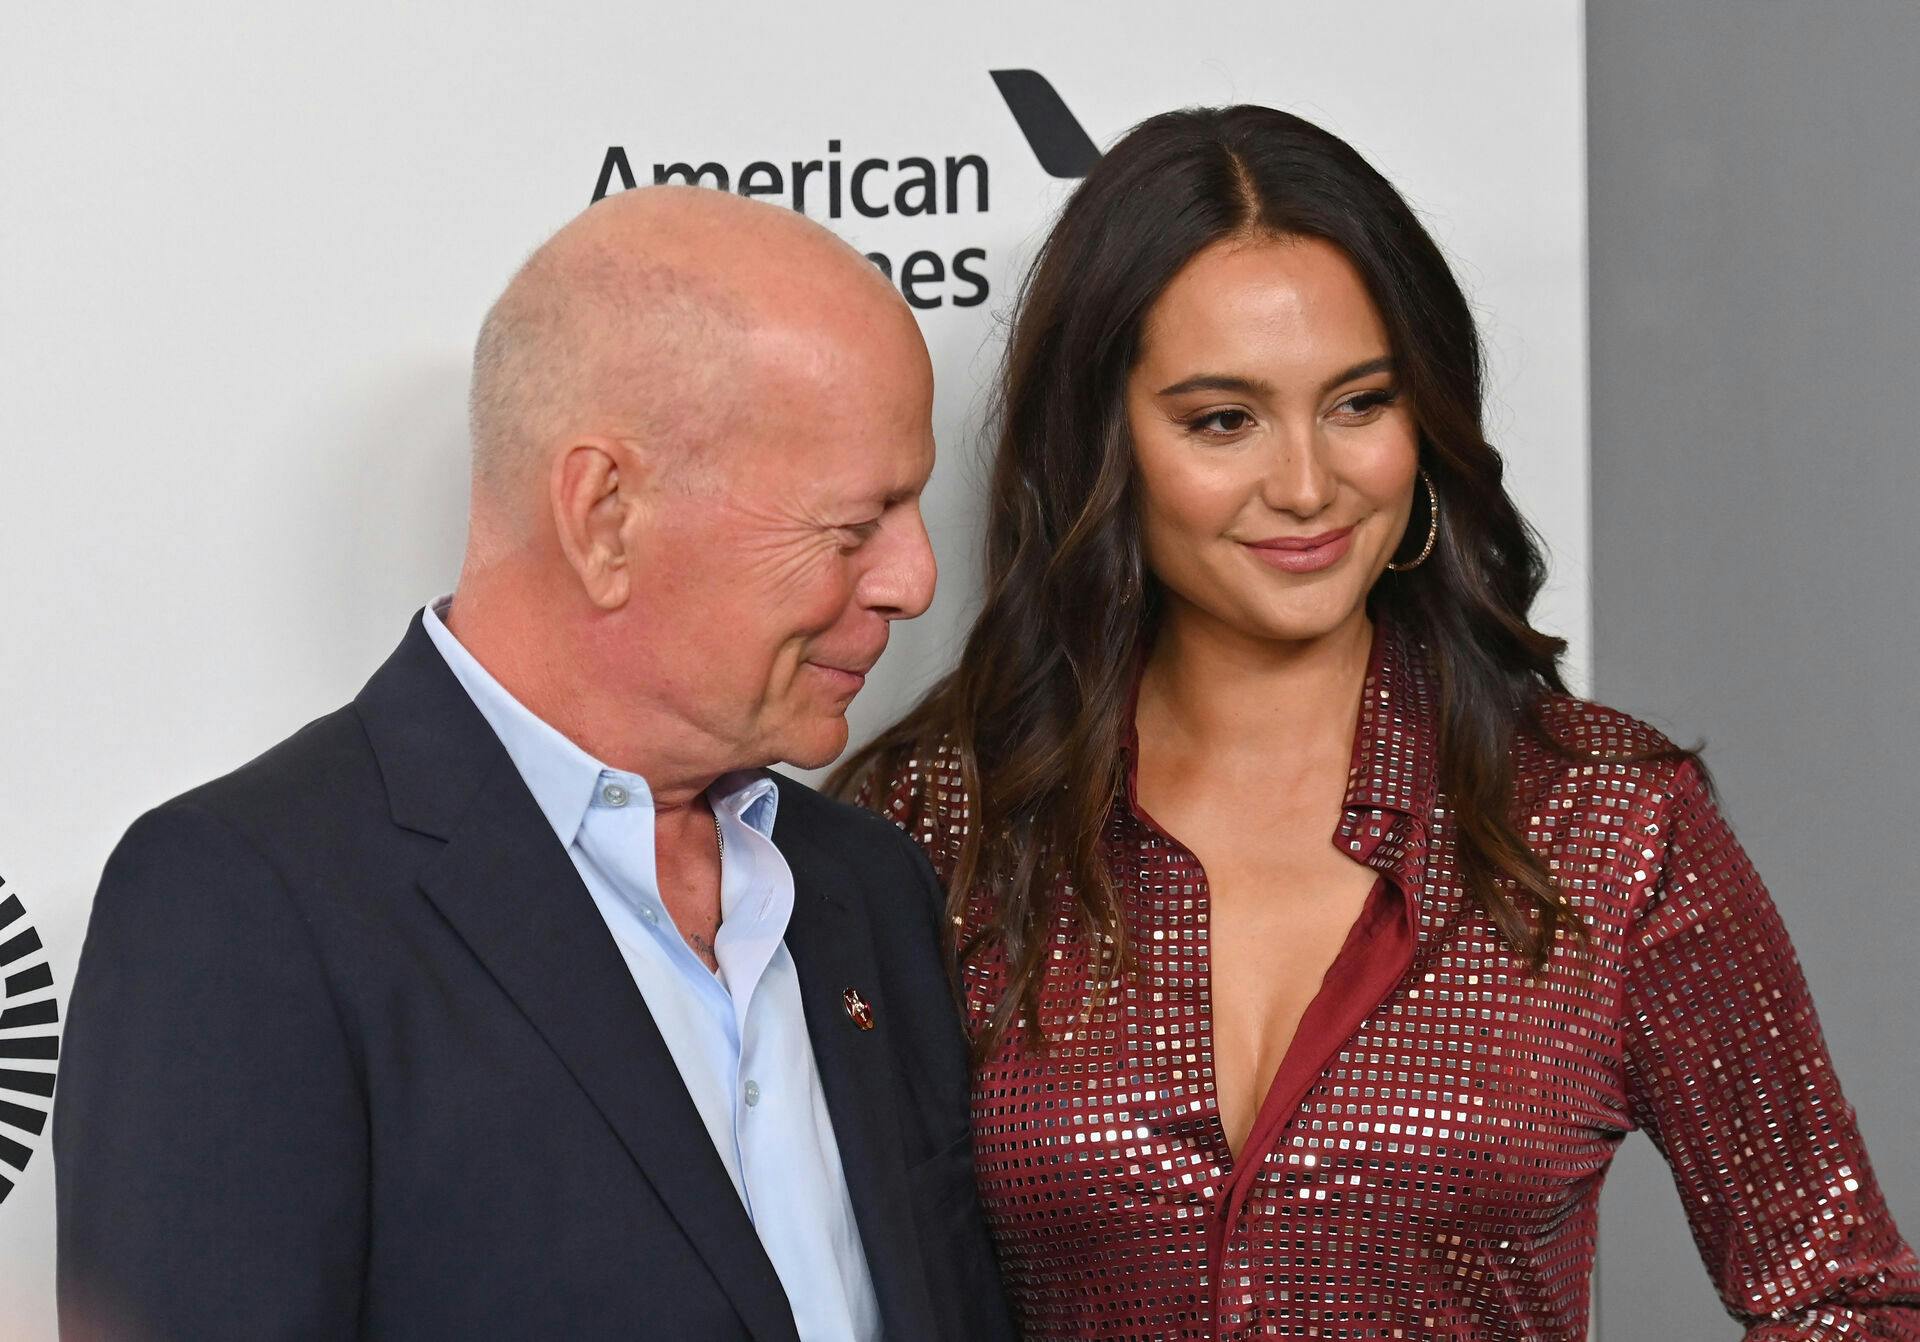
[420,598,779,847]
[1334,616,1439,942]
[1119,614,1440,826]
[1341,614,1441,825]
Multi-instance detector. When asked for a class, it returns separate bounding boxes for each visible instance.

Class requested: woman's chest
[963,871,1636,1239]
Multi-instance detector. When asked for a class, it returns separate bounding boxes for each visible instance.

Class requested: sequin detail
[865,624,1920,1340]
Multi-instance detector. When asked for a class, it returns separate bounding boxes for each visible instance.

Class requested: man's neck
[443,583,732,810]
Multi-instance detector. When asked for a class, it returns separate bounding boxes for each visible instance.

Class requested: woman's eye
[1334,388,1400,421]
[1188,408,1253,436]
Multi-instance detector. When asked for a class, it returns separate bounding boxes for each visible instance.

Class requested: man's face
[621,309,937,770]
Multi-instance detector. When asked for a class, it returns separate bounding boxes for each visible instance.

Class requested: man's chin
[775,720,853,773]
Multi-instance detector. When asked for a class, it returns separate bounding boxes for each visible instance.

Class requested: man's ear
[551,436,649,609]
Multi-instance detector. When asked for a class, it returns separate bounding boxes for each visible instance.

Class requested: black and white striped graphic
[0,877,58,1205]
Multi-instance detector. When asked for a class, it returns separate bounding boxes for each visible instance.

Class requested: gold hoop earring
[1387,469,1439,573]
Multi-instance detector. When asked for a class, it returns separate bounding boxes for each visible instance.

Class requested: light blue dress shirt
[423,600,881,1342]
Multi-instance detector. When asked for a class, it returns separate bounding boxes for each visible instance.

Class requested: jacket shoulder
[773,770,947,937]
[142,702,391,862]
[773,768,921,854]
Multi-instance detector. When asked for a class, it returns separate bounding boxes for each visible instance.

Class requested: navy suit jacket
[55,617,1014,1341]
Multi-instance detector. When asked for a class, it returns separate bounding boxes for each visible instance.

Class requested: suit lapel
[418,759,800,1342]
[359,620,799,1342]
[776,820,940,1342]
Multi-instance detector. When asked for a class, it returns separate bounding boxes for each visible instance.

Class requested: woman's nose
[1260,426,1337,518]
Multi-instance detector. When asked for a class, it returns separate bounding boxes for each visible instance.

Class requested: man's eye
[839,519,883,546]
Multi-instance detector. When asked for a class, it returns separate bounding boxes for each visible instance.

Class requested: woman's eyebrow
[1154,373,1276,397]
[1156,356,1394,400]
[1321,355,1394,391]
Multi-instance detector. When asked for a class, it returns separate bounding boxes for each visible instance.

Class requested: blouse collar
[1341,613,1441,826]
[1120,614,1441,826]
[1119,613,1443,921]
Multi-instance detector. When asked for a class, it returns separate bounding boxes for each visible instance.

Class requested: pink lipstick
[1243,526,1355,574]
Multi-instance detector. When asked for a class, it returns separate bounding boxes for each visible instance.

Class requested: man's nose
[862,506,937,620]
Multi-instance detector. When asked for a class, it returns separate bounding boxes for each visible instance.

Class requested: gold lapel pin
[842,987,875,1031]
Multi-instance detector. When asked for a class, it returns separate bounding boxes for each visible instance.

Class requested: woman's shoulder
[1513,695,1725,928]
[1528,691,1686,759]
[848,731,972,882]
[1517,690,1707,807]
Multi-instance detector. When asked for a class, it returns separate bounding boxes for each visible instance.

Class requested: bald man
[55,189,1015,1342]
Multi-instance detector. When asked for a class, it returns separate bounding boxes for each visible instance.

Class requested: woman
[835,106,1919,1339]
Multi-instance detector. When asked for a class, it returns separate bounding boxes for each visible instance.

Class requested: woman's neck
[1138,602,1375,775]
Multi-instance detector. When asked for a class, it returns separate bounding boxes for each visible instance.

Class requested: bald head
[467,186,909,523]
[448,185,937,788]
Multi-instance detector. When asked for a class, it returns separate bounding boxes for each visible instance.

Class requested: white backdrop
[0,3,1588,1334]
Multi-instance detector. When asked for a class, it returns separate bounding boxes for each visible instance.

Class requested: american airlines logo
[590,70,1099,311]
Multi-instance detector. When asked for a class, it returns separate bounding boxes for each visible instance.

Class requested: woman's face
[1125,233,1420,647]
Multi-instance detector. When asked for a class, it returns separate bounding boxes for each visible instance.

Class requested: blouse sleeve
[1623,759,1920,1338]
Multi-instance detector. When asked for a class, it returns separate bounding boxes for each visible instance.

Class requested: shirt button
[601,783,628,807]
[640,906,659,926]
[743,1079,762,1108]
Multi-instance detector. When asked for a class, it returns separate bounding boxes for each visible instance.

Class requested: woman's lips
[1242,526,1355,574]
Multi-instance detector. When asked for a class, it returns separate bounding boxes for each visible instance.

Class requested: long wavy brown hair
[833,105,1668,1057]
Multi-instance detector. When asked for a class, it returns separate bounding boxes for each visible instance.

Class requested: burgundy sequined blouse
[867,621,1920,1340]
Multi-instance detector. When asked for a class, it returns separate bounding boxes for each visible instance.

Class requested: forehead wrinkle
[729,299,925,459]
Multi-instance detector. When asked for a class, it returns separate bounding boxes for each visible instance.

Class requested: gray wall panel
[1588,3,1920,1337]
